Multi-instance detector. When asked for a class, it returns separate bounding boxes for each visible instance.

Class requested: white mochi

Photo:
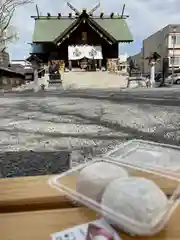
[76,162,128,202]
[101,177,168,232]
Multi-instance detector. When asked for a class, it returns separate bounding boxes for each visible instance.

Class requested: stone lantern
[146,52,160,88]
[26,54,42,91]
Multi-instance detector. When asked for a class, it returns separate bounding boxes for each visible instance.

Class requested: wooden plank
[0,175,74,213]
[128,169,179,196]
[0,207,180,240]
[1,170,177,213]
[58,172,178,197]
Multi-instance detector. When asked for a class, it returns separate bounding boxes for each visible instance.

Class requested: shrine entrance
[68,45,103,71]
[30,2,133,70]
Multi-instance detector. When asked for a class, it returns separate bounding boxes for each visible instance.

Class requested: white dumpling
[76,162,128,202]
[101,177,168,231]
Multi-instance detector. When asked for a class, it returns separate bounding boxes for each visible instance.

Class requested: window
[171,35,180,46]
[25,75,33,80]
[171,35,176,45]
[2,78,7,84]
[170,56,180,65]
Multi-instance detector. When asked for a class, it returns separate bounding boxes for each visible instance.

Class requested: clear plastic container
[48,158,180,236]
[105,139,180,178]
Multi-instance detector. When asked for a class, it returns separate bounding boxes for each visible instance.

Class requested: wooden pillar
[99,59,102,70]
[68,60,72,71]
[106,59,108,71]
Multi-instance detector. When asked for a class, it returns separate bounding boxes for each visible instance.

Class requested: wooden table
[0,175,74,213]
[0,207,180,240]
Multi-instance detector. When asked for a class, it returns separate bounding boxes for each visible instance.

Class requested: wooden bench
[0,175,74,213]
[1,171,178,213]
[0,206,180,240]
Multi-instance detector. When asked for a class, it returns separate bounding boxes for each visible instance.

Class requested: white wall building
[131,24,180,74]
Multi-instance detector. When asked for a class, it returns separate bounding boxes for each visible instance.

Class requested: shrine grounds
[1,74,180,177]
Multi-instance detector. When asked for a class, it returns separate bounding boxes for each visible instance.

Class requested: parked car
[167,73,180,84]
[154,72,173,86]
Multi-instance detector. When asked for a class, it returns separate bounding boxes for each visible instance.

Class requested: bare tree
[0,0,33,52]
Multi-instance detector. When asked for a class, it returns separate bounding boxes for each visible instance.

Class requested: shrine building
[30,3,133,70]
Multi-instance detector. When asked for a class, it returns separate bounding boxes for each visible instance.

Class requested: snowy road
[0,91,180,177]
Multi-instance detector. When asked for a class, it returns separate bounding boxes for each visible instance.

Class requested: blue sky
[9,0,180,60]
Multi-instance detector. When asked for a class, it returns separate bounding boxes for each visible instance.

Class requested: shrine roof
[32,16,133,43]
[32,18,75,42]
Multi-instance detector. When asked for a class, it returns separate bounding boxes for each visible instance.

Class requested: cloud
[8,0,180,59]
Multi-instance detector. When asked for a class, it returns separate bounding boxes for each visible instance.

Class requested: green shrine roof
[32,18,75,42]
[94,18,133,42]
[32,16,133,43]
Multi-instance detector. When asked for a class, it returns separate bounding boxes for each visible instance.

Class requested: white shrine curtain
[68,45,103,60]
[84,45,103,59]
[68,46,84,60]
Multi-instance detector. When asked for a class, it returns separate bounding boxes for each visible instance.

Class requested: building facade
[0,53,26,89]
[30,9,133,70]
[10,60,34,81]
[131,24,180,74]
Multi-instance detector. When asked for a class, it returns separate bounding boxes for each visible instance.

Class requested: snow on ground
[101,103,180,134]
[0,97,126,153]
[0,93,180,177]
[1,71,180,177]
[0,95,180,154]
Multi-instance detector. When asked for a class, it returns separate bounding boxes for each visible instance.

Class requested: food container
[105,139,180,178]
[48,158,180,236]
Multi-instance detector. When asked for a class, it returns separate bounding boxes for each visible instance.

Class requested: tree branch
[0,0,33,52]
[1,9,15,32]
